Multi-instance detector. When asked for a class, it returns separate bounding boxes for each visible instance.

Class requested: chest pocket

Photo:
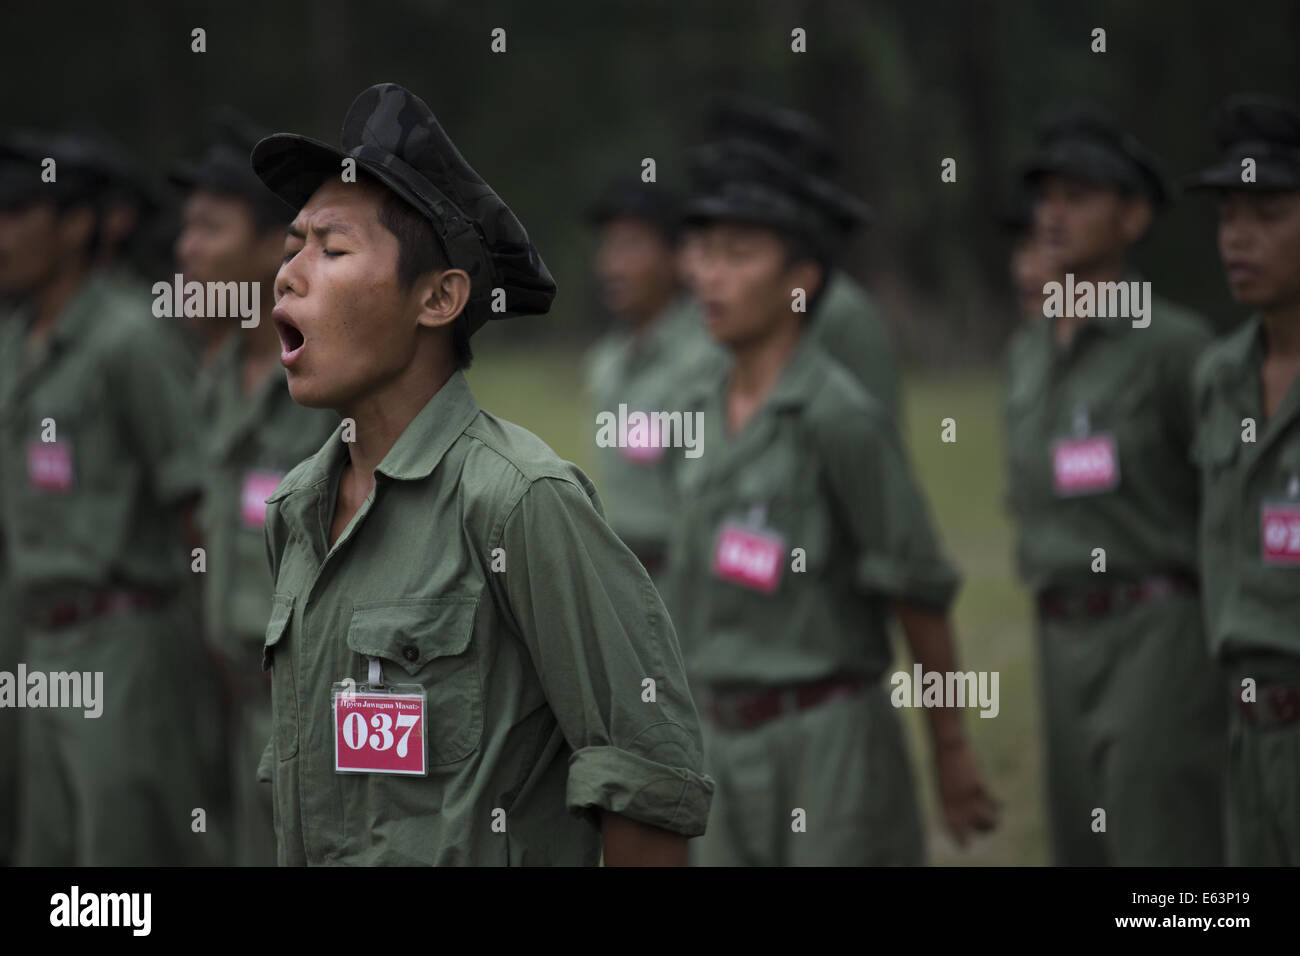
[346,597,483,766]
[1190,390,1243,474]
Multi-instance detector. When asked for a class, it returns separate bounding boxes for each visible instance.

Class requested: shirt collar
[374,370,482,481]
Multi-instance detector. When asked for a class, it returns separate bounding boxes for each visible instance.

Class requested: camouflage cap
[683,137,868,260]
[1182,94,1300,193]
[1022,105,1168,205]
[585,176,680,239]
[251,82,556,334]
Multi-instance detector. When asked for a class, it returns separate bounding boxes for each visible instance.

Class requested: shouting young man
[249,83,712,866]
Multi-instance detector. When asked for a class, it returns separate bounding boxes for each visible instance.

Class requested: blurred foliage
[3,0,1297,363]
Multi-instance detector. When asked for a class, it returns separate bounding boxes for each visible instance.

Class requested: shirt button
[402,645,419,662]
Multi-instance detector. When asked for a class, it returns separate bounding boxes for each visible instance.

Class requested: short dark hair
[373,183,473,370]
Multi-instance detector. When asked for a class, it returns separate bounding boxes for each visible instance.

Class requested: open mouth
[274,314,306,364]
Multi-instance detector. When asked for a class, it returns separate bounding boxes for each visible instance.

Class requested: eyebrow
[285,220,359,240]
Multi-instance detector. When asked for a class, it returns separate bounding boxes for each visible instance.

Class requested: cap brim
[1182,158,1300,192]
[252,132,438,228]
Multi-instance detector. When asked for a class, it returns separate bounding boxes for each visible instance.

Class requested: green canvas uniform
[808,271,901,424]
[1193,317,1300,866]
[585,294,723,575]
[663,338,959,865]
[200,336,337,865]
[260,370,713,865]
[0,271,221,865]
[1004,297,1225,865]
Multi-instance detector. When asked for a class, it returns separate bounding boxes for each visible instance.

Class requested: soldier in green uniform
[664,136,998,866]
[1005,108,1225,865]
[171,114,339,865]
[249,83,712,865]
[583,177,721,578]
[704,96,902,423]
[0,131,219,865]
[1185,94,1300,866]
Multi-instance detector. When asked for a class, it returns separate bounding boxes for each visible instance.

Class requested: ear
[1119,196,1153,244]
[787,258,824,302]
[413,267,472,330]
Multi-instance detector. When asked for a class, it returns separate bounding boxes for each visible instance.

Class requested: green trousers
[227,671,275,867]
[1221,653,1300,866]
[15,597,225,866]
[693,681,924,866]
[1037,591,1226,865]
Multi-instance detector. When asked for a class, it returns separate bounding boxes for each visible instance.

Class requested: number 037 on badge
[332,681,427,775]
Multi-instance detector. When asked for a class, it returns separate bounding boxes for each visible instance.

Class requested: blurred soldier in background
[583,177,720,579]
[1185,94,1300,866]
[170,110,338,865]
[705,96,902,423]
[1003,186,1059,322]
[1004,107,1224,865]
[0,130,219,865]
[664,135,997,866]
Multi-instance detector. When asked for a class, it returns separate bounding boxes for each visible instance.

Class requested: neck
[729,318,802,400]
[339,357,456,484]
[626,287,675,334]
[28,262,91,341]
[1261,298,1300,358]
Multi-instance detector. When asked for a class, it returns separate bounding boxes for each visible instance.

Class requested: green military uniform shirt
[0,271,203,592]
[663,337,959,686]
[1194,317,1300,659]
[261,370,713,865]
[584,295,723,559]
[807,271,901,424]
[200,336,338,658]
[1004,296,1212,591]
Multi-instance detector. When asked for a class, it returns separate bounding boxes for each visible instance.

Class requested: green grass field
[466,351,1044,865]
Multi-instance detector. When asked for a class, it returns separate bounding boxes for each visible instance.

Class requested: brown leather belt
[1237,682,1300,729]
[707,675,868,732]
[25,587,170,631]
[1037,572,1198,622]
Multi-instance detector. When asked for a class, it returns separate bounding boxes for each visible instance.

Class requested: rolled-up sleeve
[816,405,961,610]
[500,474,714,836]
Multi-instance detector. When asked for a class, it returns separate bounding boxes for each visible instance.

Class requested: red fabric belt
[1236,683,1300,729]
[707,675,868,732]
[26,587,169,631]
[1037,572,1198,622]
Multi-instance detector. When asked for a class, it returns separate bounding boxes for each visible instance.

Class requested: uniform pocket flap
[346,597,478,677]
[262,594,294,670]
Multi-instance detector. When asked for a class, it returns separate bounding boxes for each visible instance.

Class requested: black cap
[1183,94,1300,193]
[1022,105,1168,205]
[252,82,556,334]
[585,176,680,240]
[682,138,868,259]
[171,108,291,221]
[0,129,112,207]
[707,94,838,175]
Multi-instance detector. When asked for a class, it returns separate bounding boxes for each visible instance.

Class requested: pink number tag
[712,522,785,594]
[1052,434,1120,496]
[1260,501,1300,567]
[619,412,665,463]
[333,688,427,775]
[27,441,74,492]
[240,470,285,528]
